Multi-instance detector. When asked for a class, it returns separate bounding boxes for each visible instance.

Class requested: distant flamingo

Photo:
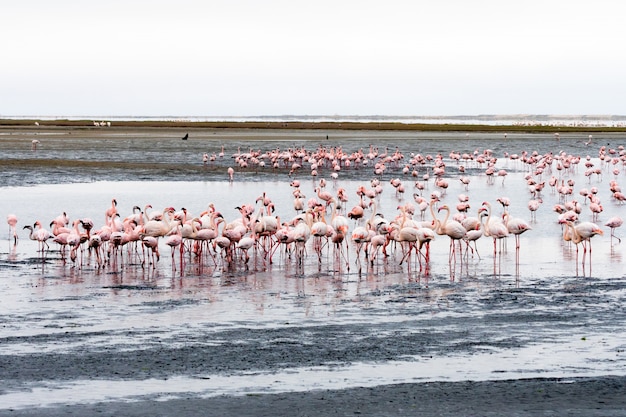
[315,186,334,209]
[459,176,470,190]
[497,169,508,184]
[528,199,541,221]
[604,216,623,244]
[347,205,365,222]
[589,199,603,221]
[7,214,18,244]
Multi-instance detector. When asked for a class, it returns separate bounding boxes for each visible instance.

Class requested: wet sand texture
[2,377,625,417]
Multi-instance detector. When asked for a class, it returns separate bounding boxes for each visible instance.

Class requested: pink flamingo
[52,232,71,261]
[331,224,350,268]
[503,212,532,267]
[479,202,509,269]
[141,235,160,266]
[347,205,365,222]
[88,234,104,267]
[435,205,467,264]
[315,186,333,209]
[351,225,370,266]
[503,213,532,250]
[463,223,483,259]
[23,221,52,254]
[589,199,603,222]
[50,215,72,236]
[604,216,623,244]
[560,219,603,268]
[142,207,175,238]
[165,225,183,269]
[7,214,18,244]
[310,206,329,261]
[497,169,507,184]
[67,220,86,264]
[528,199,541,221]
[292,217,311,265]
[105,198,118,224]
[236,231,257,265]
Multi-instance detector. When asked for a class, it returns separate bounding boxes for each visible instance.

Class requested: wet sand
[3,377,626,416]
[2,124,626,416]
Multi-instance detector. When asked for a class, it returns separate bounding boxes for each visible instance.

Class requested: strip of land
[2,118,626,133]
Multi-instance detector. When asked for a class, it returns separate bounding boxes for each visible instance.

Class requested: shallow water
[1,128,626,408]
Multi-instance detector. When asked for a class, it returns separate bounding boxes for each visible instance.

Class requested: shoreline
[2,376,624,416]
[2,118,626,133]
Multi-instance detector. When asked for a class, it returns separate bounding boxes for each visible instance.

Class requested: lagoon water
[1,127,626,408]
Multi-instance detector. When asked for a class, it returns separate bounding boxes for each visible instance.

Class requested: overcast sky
[2,1,625,117]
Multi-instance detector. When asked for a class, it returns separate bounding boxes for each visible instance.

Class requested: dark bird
[181,133,189,140]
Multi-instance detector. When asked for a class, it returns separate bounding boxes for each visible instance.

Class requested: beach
[1,122,626,416]
[3,377,625,416]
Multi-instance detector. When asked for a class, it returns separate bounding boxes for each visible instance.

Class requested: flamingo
[604,216,623,244]
[52,232,71,260]
[23,221,52,254]
[503,213,532,250]
[435,205,467,264]
[479,202,509,258]
[310,206,329,260]
[141,235,160,266]
[88,234,104,267]
[50,218,72,236]
[503,212,532,266]
[292,217,311,265]
[142,207,175,238]
[528,199,541,221]
[67,220,86,264]
[347,205,365,222]
[463,223,483,259]
[7,214,18,244]
[315,186,333,209]
[589,200,603,221]
[165,225,184,268]
[560,219,603,266]
[331,224,350,267]
[497,169,508,184]
[105,198,118,224]
[195,214,224,257]
[351,225,370,265]
[236,232,257,265]
[392,205,429,268]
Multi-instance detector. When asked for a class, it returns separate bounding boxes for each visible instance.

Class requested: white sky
[2,0,625,117]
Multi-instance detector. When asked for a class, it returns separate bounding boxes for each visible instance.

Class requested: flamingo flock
[7,140,626,277]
